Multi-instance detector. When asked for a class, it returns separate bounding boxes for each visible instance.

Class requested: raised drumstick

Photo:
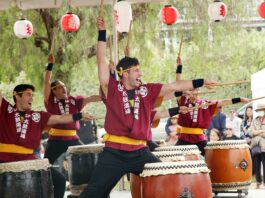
[214,80,250,87]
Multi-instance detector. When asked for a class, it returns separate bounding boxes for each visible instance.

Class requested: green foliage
[0,0,265,118]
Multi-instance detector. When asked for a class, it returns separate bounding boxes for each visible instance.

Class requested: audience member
[240,106,253,143]
[226,108,242,138]
[209,128,221,141]
[207,106,226,140]
[249,103,265,189]
[165,115,181,145]
[223,121,240,140]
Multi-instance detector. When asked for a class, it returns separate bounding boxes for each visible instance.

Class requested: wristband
[232,97,241,104]
[46,63,53,71]
[168,107,180,117]
[176,65,182,74]
[174,91,183,97]
[192,79,204,89]
[98,30,106,42]
[72,113,82,121]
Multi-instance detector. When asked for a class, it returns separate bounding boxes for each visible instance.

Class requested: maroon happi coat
[104,77,162,151]
[45,94,84,140]
[178,96,218,143]
[0,98,51,162]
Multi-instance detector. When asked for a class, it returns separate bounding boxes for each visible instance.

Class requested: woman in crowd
[209,128,221,141]
[241,105,253,143]
[250,104,265,189]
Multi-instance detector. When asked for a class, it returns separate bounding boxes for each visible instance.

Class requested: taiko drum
[140,161,212,198]
[205,140,252,191]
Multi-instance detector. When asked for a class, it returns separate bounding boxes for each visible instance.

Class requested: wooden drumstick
[188,102,216,111]
[197,90,216,95]
[99,0,104,18]
[126,20,133,50]
[109,35,113,62]
[214,80,250,87]
[178,34,183,57]
[49,27,57,55]
[250,96,265,102]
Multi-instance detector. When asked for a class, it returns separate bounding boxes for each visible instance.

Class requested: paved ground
[65,184,265,198]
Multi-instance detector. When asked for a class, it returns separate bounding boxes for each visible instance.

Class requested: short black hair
[116,56,139,78]
[13,84,35,103]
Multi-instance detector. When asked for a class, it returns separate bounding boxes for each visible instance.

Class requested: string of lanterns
[12,0,265,39]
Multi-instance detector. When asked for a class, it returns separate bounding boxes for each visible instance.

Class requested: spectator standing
[249,103,265,189]
[240,106,253,143]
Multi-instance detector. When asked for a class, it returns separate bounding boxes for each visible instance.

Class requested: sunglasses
[226,128,233,131]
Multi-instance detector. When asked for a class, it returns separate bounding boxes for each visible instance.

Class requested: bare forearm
[160,80,193,96]
[154,110,170,121]
[47,114,75,126]
[83,95,102,107]
[97,40,110,87]
[43,69,52,101]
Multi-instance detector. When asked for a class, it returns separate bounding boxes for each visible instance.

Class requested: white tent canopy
[0,0,164,10]
[251,68,265,109]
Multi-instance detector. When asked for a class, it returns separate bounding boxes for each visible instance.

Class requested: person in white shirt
[226,108,242,138]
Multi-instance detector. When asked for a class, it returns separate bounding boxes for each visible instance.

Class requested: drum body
[130,151,184,198]
[205,140,252,191]
[141,161,212,198]
[67,144,104,196]
[154,145,201,161]
[0,159,53,198]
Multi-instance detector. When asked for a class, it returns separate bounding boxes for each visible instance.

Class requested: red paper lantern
[60,13,80,32]
[160,5,179,25]
[258,2,265,18]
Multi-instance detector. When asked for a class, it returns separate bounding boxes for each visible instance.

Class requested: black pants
[44,139,82,198]
[51,167,66,198]
[147,140,159,152]
[176,139,207,156]
[253,152,265,183]
[44,139,82,164]
[79,147,161,198]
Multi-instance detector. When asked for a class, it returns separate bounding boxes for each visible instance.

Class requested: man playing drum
[173,57,250,155]
[0,84,95,197]
[43,54,101,165]
[78,17,218,198]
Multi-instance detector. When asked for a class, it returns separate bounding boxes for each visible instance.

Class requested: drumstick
[49,27,57,55]
[197,90,216,95]
[100,0,104,18]
[109,35,113,62]
[178,34,183,57]
[213,80,250,87]
[188,102,216,111]
[250,96,265,102]
[126,20,133,50]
